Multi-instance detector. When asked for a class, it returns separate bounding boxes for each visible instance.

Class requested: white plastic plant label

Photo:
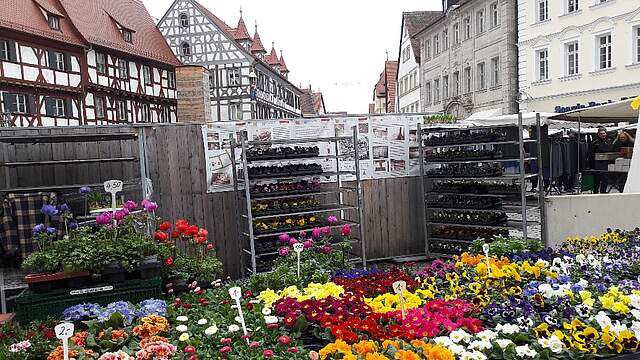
[392,280,407,319]
[293,243,304,278]
[483,244,492,276]
[103,180,123,194]
[228,287,248,341]
[228,286,242,300]
[54,322,74,360]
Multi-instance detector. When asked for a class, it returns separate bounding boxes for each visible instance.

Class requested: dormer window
[180,13,189,27]
[181,42,191,56]
[49,15,60,31]
[123,29,132,43]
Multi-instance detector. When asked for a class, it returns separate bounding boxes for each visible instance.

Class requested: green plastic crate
[581,175,594,192]
[15,277,162,324]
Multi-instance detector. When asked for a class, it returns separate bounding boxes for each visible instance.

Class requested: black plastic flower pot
[67,274,92,289]
[137,261,162,279]
[101,263,126,284]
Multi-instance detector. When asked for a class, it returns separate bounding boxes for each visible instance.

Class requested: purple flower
[59,203,70,212]
[46,227,56,234]
[278,247,289,257]
[279,233,290,243]
[32,223,45,235]
[298,230,307,238]
[123,200,137,211]
[68,221,78,230]
[41,204,58,217]
[96,212,112,225]
[311,227,322,238]
[114,209,128,221]
[288,238,299,246]
[303,239,313,249]
[327,215,338,224]
[321,226,331,236]
[79,186,92,194]
[142,200,157,212]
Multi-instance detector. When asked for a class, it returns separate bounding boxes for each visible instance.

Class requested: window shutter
[7,41,17,62]
[2,93,16,112]
[64,54,71,72]
[65,98,73,117]
[47,50,56,69]
[45,98,54,116]
[27,95,36,114]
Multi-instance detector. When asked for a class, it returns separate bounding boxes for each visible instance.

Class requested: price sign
[228,287,248,341]
[293,243,304,278]
[482,244,491,277]
[104,180,123,225]
[54,323,74,360]
[392,281,407,320]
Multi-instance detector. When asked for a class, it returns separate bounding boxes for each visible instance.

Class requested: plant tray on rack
[428,172,503,178]
[249,169,323,179]
[253,205,324,216]
[250,188,323,198]
[24,271,92,294]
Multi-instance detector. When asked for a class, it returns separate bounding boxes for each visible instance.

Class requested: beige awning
[549,98,638,123]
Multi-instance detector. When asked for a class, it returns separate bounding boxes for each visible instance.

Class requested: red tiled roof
[251,29,266,54]
[0,0,85,46]
[58,0,181,66]
[191,0,232,32]
[300,88,325,115]
[265,44,279,66]
[234,16,251,41]
[279,51,289,73]
[403,11,441,63]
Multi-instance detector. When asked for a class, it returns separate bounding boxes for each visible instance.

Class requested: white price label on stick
[392,281,407,320]
[103,180,123,193]
[483,244,492,276]
[228,287,248,342]
[293,243,304,278]
[54,323,74,360]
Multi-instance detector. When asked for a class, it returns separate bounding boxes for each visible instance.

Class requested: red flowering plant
[0,319,60,360]
[154,219,222,284]
[331,268,419,298]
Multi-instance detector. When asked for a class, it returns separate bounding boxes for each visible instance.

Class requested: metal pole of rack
[417,123,429,258]
[535,113,547,246]
[517,113,528,241]
[353,126,367,268]
[240,139,257,274]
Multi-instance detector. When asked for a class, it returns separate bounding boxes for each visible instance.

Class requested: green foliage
[424,114,458,124]
[470,235,544,257]
[168,254,222,283]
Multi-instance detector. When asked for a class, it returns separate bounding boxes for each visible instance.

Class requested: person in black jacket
[612,131,635,152]
[590,127,612,194]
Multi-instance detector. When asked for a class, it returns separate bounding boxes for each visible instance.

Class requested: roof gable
[401,11,441,63]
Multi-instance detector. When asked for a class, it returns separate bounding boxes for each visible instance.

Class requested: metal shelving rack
[231,128,366,275]
[418,114,546,259]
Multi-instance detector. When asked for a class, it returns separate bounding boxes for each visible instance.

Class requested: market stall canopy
[461,112,558,127]
[549,98,638,123]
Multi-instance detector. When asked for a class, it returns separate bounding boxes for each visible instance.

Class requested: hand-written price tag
[293,243,304,278]
[482,244,491,277]
[228,287,248,342]
[54,323,74,360]
[392,280,407,320]
[104,180,123,225]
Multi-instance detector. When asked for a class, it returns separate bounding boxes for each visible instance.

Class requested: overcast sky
[142,0,442,114]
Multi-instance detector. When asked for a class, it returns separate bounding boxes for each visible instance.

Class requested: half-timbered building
[0,0,181,127]
[157,0,302,121]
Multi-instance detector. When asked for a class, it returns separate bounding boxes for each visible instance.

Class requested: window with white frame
[635,26,640,63]
[464,67,471,93]
[598,33,612,70]
[14,94,27,113]
[453,23,460,45]
[143,66,153,85]
[228,67,241,86]
[538,0,549,22]
[491,57,500,86]
[49,16,60,31]
[54,52,65,71]
[53,98,65,117]
[123,30,132,43]
[181,42,191,56]
[464,16,471,40]
[443,29,449,49]
[477,9,485,34]
[425,82,432,104]
[434,34,440,54]
[567,0,579,13]
[425,39,432,59]
[566,41,579,75]
[434,78,440,102]
[442,75,449,99]
[141,103,150,122]
[95,96,105,119]
[537,49,549,80]
[398,78,403,96]
[477,62,486,89]
[118,59,128,79]
[168,72,176,88]
[490,2,499,28]
[402,46,410,63]
[116,100,127,121]
[229,103,242,120]
[96,52,106,74]
[453,71,460,96]
[404,77,409,93]
[0,40,9,61]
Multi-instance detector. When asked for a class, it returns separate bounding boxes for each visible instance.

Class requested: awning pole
[578,113,582,194]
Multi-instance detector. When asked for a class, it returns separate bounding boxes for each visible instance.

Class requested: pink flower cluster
[9,340,31,353]
[135,340,177,360]
[98,350,134,360]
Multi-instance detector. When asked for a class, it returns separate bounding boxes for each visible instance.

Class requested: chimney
[443,0,460,12]
[176,65,211,123]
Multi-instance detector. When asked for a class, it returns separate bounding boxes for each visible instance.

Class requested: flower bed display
[5,230,640,360]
